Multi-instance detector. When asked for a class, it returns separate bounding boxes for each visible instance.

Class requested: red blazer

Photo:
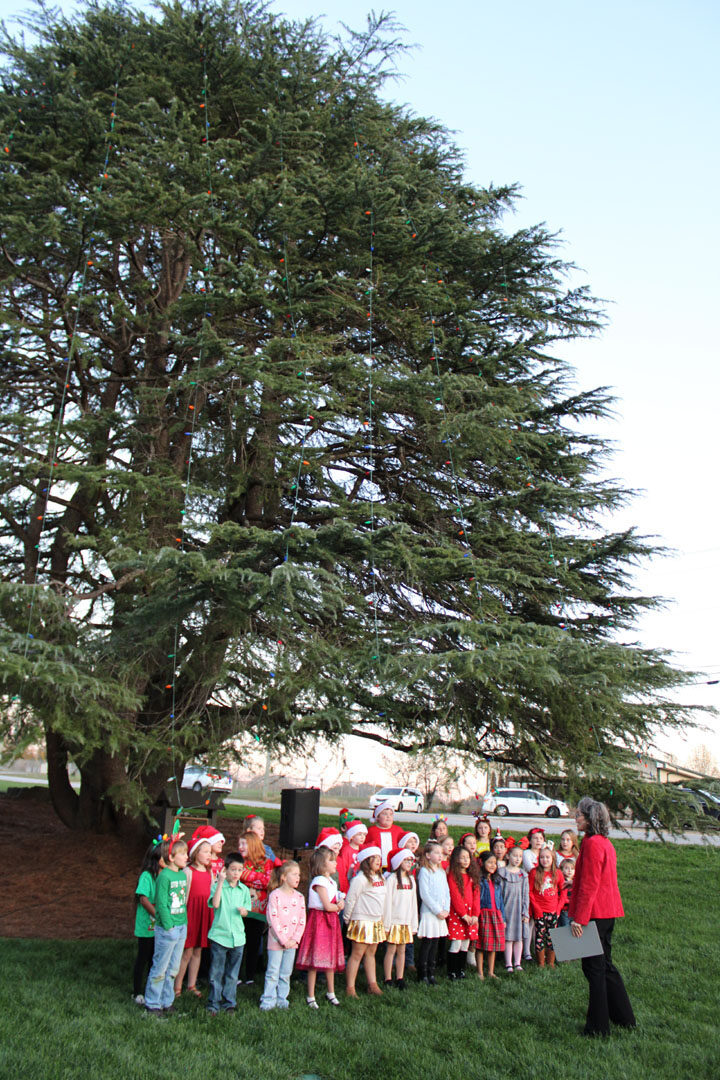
[568,834,625,925]
[528,866,565,918]
[448,871,480,920]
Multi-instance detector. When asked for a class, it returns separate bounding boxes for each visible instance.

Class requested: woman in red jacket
[570,797,636,1037]
[528,846,564,968]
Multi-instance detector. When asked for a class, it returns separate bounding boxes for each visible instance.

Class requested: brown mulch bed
[0,789,285,940]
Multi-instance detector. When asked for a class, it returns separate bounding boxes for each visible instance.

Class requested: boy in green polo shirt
[207,853,251,1015]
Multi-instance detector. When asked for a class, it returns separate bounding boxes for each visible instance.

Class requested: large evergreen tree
[0,0,694,832]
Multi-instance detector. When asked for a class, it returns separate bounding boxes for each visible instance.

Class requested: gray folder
[550,920,603,961]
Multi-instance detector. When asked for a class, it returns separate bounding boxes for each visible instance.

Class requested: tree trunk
[45,728,80,828]
[45,729,147,839]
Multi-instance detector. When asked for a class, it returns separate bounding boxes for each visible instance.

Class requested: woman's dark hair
[478,849,498,879]
[576,796,611,837]
[449,845,480,892]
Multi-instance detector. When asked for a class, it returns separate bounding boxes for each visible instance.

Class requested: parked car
[481,788,569,818]
[181,764,233,794]
[675,787,720,822]
[369,786,424,813]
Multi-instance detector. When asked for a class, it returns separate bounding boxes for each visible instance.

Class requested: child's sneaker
[132,994,145,1005]
[144,1008,166,1020]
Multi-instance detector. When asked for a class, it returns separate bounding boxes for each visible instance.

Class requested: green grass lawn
[1,839,717,1080]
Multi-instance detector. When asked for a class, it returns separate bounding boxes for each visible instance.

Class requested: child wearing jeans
[144,839,189,1017]
[206,852,252,1015]
[260,861,306,1011]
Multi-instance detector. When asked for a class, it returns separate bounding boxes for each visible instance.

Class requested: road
[3,775,718,846]
[223,796,720,846]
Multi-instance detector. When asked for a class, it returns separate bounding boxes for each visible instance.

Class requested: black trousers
[241,916,266,982]
[133,935,155,996]
[581,918,636,1036]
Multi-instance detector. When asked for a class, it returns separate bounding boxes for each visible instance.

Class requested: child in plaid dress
[477,850,506,980]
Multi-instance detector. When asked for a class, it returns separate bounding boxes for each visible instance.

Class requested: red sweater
[568,834,625,925]
[448,871,480,921]
[239,858,274,915]
[337,839,360,893]
[365,823,407,868]
[528,867,565,918]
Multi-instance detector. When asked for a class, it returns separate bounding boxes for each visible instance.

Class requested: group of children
[133,804,579,1016]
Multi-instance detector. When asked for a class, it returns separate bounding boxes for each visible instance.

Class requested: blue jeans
[144,924,187,1010]
[207,940,244,1012]
[259,948,296,1010]
[558,910,570,928]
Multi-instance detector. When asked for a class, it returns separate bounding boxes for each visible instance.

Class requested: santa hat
[356,844,382,864]
[398,832,419,849]
[345,820,368,842]
[388,847,416,872]
[190,824,225,850]
[188,836,211,859]
[372,800,394,819]
[318,834,343,851]
[315,826,342,849]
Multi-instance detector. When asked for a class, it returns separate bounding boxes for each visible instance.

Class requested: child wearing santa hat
[337,821,368,894]
[382,849,418,989]
[189,824,226,875]
[365,803,406,869]
[343,845,386,996]
[174,837,214,998]
[315,827,343,856]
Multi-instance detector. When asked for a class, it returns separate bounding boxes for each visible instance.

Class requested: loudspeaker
[279,787,321,850]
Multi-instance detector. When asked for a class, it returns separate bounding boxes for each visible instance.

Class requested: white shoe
[306,996,319,1010]
[132,994,145,1005]
[466,952,477,968]
[325,993,340,1006]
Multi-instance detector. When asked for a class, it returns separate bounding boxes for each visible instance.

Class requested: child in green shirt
[144,839,189,1016]
[207,853,251,1015]
[132,840,168,1004]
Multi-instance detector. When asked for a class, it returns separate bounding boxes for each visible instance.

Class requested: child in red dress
[174,839,214,997]
[446,846,480,980]
[296,847,345,1008]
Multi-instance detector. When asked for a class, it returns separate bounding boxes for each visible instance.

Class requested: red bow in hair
[519,836,530,849]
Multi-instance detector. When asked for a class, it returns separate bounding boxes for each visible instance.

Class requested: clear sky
[2,0,718,766]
